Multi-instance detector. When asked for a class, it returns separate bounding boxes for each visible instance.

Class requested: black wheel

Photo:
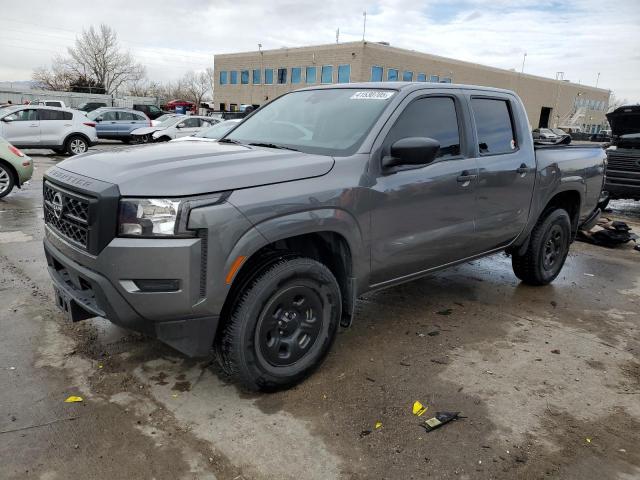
[121,139,131,144]
[512,209,571,286]
[155,136,170,142]
[0,163,15,198]
[218,257,341,391]
[65,135,88,156]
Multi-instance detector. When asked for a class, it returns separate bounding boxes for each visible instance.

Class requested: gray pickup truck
[43,83,605,391]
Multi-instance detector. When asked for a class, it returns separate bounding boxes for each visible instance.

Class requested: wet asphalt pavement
[1,144,639,479]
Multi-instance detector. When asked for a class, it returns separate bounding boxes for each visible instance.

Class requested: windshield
[224,88,397,156]
[196,120,239,139]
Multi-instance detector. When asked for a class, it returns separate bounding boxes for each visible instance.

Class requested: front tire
[65,135,88,156]
[219,257,341,391]
[0,163,15,198]
[512,209,571,286]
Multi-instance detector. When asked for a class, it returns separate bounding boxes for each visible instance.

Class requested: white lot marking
[0,231,33,244]
[135,359,342,480]
[440,314,640,444]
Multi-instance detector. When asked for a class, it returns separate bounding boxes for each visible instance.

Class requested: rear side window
[385,97,461,158]
[39,110,72,120]
[118,111,136,121]
[471,98,517,154]
[135,113,147,121]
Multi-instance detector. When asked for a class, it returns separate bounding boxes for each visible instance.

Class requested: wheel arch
[63,132,91,149]
[0,159,18,188]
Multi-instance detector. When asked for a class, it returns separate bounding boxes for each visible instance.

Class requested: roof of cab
[296,81,516,96]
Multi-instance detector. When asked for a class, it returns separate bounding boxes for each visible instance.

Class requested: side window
[39,110,65,121]
[470,98,517,155]
[63,111,72,120]
[101,111,118,121]
[184,118,199,128]
[385,97,461,159]
[11,109,38,121]
[118,111,135,121]
[135,113,147,121]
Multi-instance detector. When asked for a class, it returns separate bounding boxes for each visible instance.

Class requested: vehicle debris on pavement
[412,401,428,416]
[420,412,463,432]
[64,395,83,403]
[577,218,637,247]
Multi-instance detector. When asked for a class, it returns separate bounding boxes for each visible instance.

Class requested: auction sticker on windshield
[350,91,395,100]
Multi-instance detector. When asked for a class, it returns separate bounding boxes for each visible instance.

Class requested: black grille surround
[43,181,92,249]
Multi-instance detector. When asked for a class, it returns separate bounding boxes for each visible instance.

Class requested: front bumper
[43,232,219,357]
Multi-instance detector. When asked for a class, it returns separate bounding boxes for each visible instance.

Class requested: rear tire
[65,135,88,156]
[0,163,15,198]
[512,209,571,286]
[218,257,341,391]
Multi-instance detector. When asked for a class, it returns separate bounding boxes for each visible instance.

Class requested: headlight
[118,193,228,237]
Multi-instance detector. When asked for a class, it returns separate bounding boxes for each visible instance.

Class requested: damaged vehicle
[43,83,605,391]
[601,105,640,209]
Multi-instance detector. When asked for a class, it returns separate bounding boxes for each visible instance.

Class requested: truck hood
[52,142,335,196]
[607,105,640,137]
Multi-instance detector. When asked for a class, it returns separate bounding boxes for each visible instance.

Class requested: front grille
[607,149,640,173]
[43,182,92,249]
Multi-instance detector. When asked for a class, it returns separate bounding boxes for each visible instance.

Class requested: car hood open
[53,142,335,196]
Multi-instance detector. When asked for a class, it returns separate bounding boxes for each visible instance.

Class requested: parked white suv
[0,105,98,155]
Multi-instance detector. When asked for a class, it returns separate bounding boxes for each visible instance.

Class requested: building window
[441,77,452,83]
[306,66,317,84]
[430,75,439,82]
[291,67,302,84]
[230,71,238,84]
[277,68,287,84]
[321,65,333,83]
[371,66,383,82]
[241,70,249,85]
[337,64,351,83]
[387,69,399,81]
[402,71,413,81]
[252,69,261,84]
[417,73,426,82]
[219,71,228,85]
[264,68,274,84]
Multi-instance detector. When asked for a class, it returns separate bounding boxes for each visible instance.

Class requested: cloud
[0,0,638,102]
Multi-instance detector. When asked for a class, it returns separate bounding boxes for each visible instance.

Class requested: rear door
[468,95,536,252]
[369,92,479,285]
[0,108,40,146]
[39,109,72,146]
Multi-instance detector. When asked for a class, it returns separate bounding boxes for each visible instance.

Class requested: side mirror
[177,122,185,129]
[383,137,440,169]
[2,116,14,123]
[95,117,103,123]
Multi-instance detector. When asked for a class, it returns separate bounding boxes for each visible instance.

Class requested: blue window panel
[387,69,399,81]
[230,71,238,84]
[441,77,452,83]
[306,66,317,84]
[321,65,333,83]
[337,64,351,83]
[371,66,383,82]
[402,71,413,81]
[264,69,274,84]
[219,71,228,85]
[277,68,287,84]
[241,70,249,84]
[417,73,426,82]
[252,69,261,84]
[291,67,302,84]
[429,74,439,82]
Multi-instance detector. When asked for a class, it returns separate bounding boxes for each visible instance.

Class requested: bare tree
[183,71,212,110]
[32,24,145,95]
[607,93,629,113]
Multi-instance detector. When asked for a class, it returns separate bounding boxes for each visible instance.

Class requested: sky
[1,0,639,102]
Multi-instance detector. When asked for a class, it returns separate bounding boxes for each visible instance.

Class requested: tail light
[8,145,24,157]
[83,122,97,127]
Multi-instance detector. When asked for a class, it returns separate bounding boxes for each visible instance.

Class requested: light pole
[362,11,367,41]
[595,72,600,88]
[521,52,527,73]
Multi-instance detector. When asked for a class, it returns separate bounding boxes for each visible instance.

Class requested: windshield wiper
[218,138,243,145]
[248,142,299,152]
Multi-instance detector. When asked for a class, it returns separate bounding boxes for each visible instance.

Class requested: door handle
[457,171,477,185]
[516,163,528,175]
[29,124,38,127]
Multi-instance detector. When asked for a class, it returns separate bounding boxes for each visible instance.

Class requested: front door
[175,117,202,138]
[0,108,40,146]
[370,94,478,286]
[469,96,536,251]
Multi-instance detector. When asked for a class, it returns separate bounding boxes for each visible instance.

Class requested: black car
[132,104,167,120]
[77,102,108,112]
